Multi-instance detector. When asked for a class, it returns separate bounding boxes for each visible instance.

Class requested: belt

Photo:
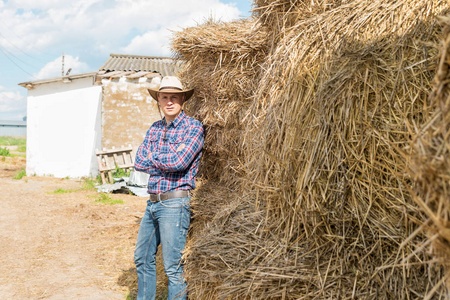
[149,190,190,203]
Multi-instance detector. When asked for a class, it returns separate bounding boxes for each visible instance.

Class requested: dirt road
[0,156,150,299]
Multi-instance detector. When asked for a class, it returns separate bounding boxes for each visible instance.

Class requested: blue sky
[0,0,252,121]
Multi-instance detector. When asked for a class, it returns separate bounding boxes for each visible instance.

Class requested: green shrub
[0,147,10,156]
[112,165,130,178]
[13,168,26,180]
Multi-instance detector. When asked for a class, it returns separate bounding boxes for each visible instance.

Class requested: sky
[0,0,252,121]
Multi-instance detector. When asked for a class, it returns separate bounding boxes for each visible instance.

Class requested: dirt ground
[0,156,160,299]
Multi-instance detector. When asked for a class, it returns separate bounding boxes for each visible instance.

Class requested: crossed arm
[134,124,204,174]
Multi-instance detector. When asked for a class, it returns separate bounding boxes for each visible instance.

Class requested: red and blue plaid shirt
[134,111,204,194]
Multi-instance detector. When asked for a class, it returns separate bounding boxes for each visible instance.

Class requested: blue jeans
[134,197,191,300]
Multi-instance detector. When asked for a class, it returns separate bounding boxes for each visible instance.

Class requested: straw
[410,14,450,292]
[172,0,449,298]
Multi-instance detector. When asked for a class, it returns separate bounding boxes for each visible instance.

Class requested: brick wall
[101,79,161,155]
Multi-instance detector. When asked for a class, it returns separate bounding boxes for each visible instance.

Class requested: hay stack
[410,14,450,290]
[173,0,449,299]
[173,19,272,298]
[173,19,268,183]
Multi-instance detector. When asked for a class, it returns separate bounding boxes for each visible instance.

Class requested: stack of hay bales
[173,0,449,298]
[173,19,267,184]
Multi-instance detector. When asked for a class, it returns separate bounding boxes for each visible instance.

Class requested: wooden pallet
[96,146,134,184]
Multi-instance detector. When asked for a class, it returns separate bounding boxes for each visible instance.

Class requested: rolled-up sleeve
[150,122,204,173]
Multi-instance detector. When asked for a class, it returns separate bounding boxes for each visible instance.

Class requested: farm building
[0,120,26,136]
[18,53,182,178]
[97,54,183,153]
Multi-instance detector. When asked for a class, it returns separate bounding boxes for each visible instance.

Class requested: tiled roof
[99,53,183,77]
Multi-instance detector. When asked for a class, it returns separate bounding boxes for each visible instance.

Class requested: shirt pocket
[168,135,184,153]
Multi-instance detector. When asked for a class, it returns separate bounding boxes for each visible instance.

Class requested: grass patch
[95,193,124,205]
[0,137,26,156]
[0,136,26,146]
[13,168,26,180]
[17,145,26,153]
[82,178,96,190]
[0,147,11,156]
[49,188,73,194]
[81,176,102,190]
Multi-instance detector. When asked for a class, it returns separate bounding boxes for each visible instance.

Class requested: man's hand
[177,144,186,152]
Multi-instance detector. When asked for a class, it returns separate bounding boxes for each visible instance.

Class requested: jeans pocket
[160,197,184,209]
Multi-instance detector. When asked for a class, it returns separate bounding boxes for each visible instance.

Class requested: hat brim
[148,88,194,101]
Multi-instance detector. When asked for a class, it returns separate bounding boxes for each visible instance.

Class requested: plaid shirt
[134,111,204,194]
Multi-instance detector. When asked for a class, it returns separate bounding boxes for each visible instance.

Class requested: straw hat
[148,76,194,101]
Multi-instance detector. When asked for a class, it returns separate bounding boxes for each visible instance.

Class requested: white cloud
[0,0,247,120]
[34,55,90,79]
[0,86,27,120]
[119,0,241,56]
[0,0,242,56]
[5,0,67,10]
[122,28,173,56]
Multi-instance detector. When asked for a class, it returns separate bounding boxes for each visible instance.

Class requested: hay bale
[410,14,450,290]
[173,19,268,182]
[253,0,346,29]
[172,0,450,298]
[253,0,349,50]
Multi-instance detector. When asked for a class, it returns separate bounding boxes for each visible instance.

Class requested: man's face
[157,92,185,122]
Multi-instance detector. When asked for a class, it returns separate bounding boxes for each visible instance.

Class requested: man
[134,76,204,300]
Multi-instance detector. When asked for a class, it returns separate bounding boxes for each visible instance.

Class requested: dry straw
[173,0,449,299]
[173,19,268,183]
[410,14,450,291]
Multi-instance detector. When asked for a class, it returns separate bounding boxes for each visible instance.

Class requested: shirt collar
[164,111,185,128]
